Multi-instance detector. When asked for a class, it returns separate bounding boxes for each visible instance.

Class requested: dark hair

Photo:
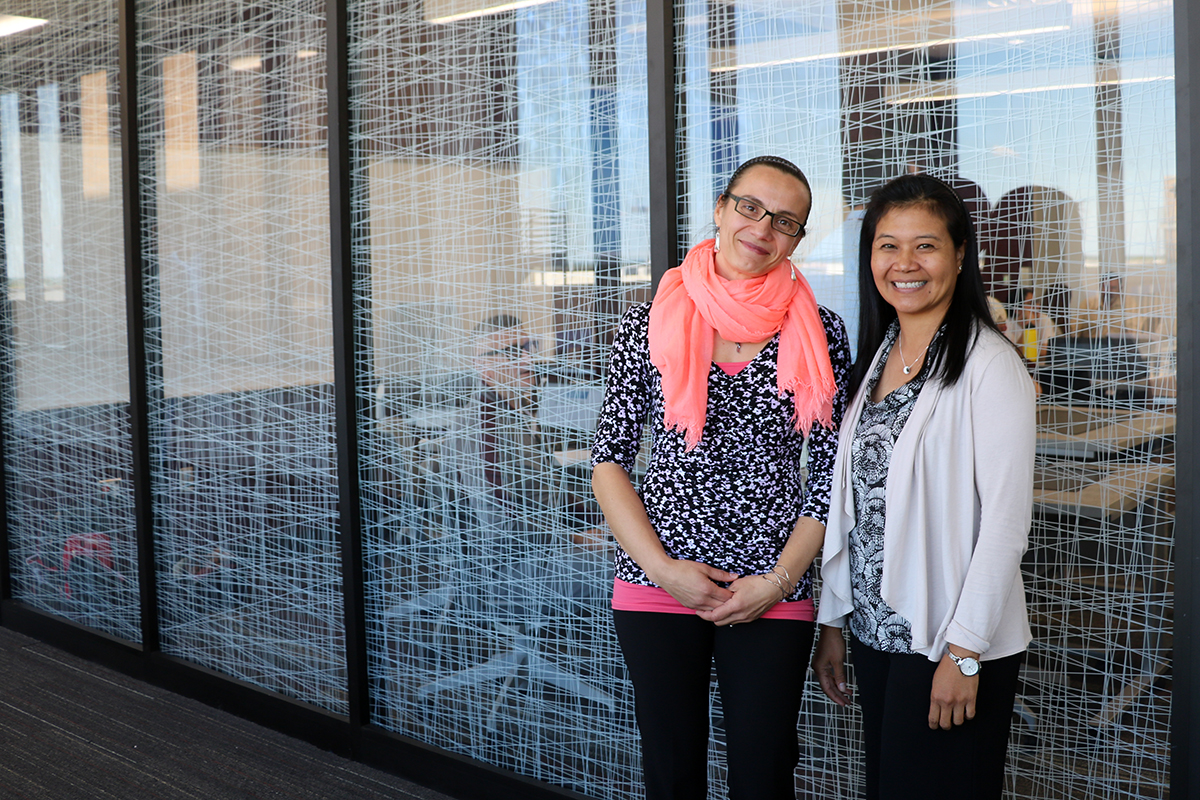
[474,314,522,334]
[720,155,813,226]
[848,173,1000,397]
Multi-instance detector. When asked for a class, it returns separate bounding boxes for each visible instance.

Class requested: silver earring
[790,261,798,281]
[715,232,721,253]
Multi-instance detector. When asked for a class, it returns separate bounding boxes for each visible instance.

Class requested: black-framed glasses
[723,193,806,238]
[481,340,538,359]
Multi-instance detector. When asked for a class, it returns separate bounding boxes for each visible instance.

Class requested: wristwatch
[947,651,981,677]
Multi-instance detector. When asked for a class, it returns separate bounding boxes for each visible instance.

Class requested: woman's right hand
[648,558,738,612]
[812,625,852,707]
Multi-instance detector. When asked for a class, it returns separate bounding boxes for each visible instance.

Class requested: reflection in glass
[1,91,25,295]
[0,1,140,641]
[139,0,344,713]
[37,82,63,301]
[352,0,646,792]
[80,71,110,199]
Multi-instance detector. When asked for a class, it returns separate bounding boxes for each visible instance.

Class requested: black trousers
[849,633,1023,800]
[614,610,815,800]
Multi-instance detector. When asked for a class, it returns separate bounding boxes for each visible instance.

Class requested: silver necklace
[897,331,929,376]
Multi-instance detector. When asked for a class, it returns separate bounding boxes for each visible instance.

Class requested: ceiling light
[229,56,263,71]
[888,74,1173,104]
[711,25,1070,73]
[0,15,49,38]
[427,0,556,25]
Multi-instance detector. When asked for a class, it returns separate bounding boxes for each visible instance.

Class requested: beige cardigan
[817,325,1035,662]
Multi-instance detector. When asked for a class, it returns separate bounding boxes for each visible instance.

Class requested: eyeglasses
[723,193,806,238]
[481,340,538,359]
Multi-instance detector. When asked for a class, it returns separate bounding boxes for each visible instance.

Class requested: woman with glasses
[811,174,1034,800]
[591,155,851,799]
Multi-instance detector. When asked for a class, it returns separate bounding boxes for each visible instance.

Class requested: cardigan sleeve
[943,340,1036,655]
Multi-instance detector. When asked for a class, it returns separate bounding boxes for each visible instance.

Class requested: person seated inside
[1014,287,1061,364]
[456,314,553,539]
[987,295,1023,347]
[446,314,609,609]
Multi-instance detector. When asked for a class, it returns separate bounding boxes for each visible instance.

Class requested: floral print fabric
[848,321,944,653]
[591,302,852,602]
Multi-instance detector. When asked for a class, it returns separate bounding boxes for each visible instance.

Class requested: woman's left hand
[928,649,980,729]
[695,573,782,626]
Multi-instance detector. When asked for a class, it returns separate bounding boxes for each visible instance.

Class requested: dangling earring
[714,232,721,253]
[789,261,798,282]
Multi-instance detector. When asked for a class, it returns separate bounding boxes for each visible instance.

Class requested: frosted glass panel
[137,0,345,713]
[350,0,648,793]
[680,1,1175,797]
[0,0,140,642]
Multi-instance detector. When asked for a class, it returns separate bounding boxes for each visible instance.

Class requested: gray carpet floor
[0,627,457,800]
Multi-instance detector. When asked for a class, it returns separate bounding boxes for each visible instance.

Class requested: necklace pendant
[903,365,912,375]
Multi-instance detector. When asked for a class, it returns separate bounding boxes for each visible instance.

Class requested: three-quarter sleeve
[799,307,853,524]
[590,304,652,475]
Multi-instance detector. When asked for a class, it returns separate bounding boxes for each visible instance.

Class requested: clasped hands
[649,558,783,626]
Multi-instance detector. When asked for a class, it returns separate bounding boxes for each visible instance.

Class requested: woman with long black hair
[813,173,1035,800]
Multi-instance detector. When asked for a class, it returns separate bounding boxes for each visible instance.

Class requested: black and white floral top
[590,301,852,602]
[848,321,944,652]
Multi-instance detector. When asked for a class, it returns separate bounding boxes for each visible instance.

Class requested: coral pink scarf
[648,239,836,449]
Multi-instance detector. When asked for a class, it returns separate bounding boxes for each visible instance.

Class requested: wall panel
[0,0,140,642]
[136,0,346,712]
[677,1,1176,797]
[348,0,649,794]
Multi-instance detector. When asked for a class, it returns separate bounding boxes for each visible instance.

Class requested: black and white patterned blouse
[848,321,944,652]
[591,301,852,602]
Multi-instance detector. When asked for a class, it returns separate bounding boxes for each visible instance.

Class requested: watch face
[957,657,980,677]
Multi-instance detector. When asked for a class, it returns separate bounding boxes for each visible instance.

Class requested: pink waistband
[611,578,815,621]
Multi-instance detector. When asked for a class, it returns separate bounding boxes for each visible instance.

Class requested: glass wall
[0,0,1180,798]
[136,0,345,711]
[0,1,140,641]
[349,0,648,793]
[679,1,1175,797]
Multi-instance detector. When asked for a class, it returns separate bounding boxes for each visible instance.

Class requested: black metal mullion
[327,0,370,741]
[1171,0,1197,795]
[119,0,162,655]
[647,0,680,291]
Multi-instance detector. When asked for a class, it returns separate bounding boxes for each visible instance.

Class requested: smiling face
[870,203,966,327]
[712,164,811,281]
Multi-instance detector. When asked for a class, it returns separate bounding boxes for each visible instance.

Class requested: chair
[407,391,615,744]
